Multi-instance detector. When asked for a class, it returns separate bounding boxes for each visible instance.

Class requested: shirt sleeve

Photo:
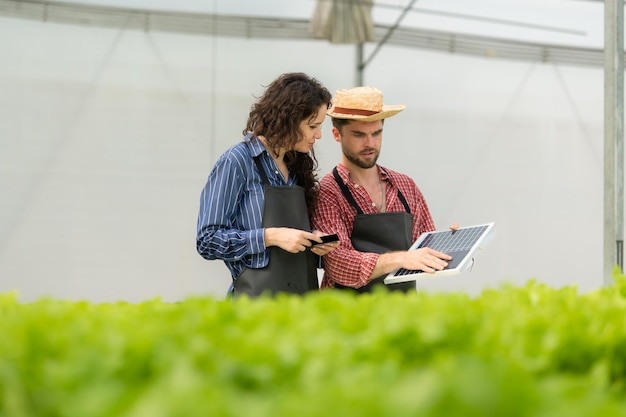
[196,149,265,263]
[311,176,379,288]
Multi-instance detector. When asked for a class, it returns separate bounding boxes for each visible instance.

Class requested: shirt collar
[336,163,388,185]
[244,133,268,158]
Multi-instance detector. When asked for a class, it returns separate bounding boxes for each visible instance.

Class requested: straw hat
[327,86,406,121]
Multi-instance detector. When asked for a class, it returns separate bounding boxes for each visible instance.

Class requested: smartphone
[312,233,339,245]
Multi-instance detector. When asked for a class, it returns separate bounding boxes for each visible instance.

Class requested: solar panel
[383,222,496,284]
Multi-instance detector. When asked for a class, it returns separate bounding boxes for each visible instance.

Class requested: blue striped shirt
[196,133,298,280]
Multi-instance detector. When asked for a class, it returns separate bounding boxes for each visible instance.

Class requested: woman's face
[293,104,327,153]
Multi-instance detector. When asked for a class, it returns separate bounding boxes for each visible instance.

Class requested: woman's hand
[310,241,339,256]
[309,230,339,256]
[264,227,318,253]
[264,228,340,255]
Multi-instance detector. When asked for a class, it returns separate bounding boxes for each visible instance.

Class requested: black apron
[233,155,318,298]
[332,167,416,293]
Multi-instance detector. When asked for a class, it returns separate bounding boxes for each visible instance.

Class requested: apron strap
[332,166,411,214]
[245,139,271,186]
[333,167,363,214]
[252,156,270,186]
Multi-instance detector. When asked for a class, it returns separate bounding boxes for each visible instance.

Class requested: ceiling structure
[0,0,613,67]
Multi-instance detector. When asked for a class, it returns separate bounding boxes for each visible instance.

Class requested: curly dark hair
[243,73,332,218]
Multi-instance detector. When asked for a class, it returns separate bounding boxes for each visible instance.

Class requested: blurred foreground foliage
[3,271,626,417]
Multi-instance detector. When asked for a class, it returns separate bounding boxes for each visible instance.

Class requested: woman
[196,72,338,298]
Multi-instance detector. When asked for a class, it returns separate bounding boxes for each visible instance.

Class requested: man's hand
[370,246,452,280]
[402,247,452,274]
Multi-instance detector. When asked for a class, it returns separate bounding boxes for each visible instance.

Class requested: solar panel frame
[383,222,496,284]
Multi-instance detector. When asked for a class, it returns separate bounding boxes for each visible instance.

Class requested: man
[312,86,455,292]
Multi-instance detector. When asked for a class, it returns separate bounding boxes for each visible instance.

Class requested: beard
[342,144,380,169]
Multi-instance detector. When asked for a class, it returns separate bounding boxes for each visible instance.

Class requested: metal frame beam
[0,0,615,68]
[604,0,624,284]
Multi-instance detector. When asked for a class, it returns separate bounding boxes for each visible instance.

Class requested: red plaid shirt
[312,164,436,289]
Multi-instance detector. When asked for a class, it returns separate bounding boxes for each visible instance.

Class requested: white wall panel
[0,16,610,302]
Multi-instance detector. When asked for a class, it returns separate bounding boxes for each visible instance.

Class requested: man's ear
[331,127,341,143]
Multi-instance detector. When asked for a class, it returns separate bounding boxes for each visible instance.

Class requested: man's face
[333,120,384,169]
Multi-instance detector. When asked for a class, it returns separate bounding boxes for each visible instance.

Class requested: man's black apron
[233,155,318,298]
[332,167,416,293]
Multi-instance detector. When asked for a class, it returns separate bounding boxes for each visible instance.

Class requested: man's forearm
[370,247,451,279]
[369,251,405,280]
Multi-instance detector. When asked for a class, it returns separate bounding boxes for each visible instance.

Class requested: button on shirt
[311,164,436,289]
[196,134,296,280]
